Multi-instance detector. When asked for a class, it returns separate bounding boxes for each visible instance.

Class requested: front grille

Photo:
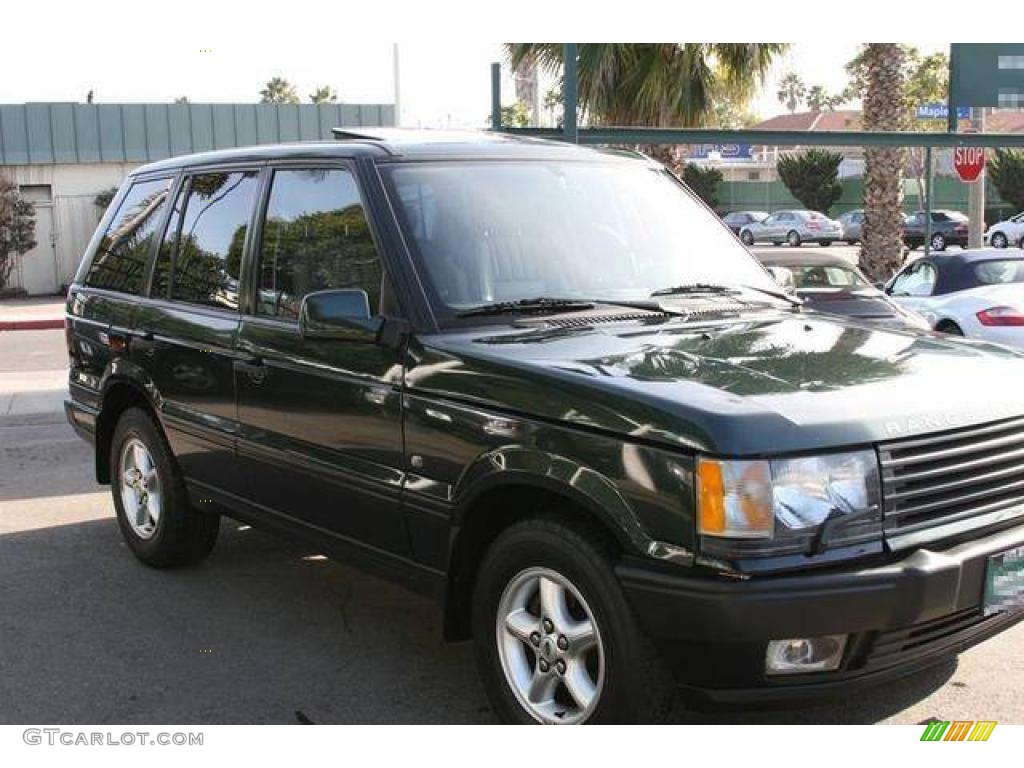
[879,416,1024,536]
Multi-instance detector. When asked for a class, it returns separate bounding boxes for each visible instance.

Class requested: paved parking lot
[1,327,1022,724]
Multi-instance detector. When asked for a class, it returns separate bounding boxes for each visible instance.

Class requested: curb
[0,319,65,331]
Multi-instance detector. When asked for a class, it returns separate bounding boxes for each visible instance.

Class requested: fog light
[765,635,847,675]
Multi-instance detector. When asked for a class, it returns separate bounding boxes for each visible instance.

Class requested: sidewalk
[0,296,66,331]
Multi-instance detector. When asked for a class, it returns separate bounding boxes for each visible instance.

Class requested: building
[0,101,394,295]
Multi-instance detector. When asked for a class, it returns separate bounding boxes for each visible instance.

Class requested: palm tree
[859,44,908,282]
[260,77,299,104]
[506,44,786,169]
[309,86,338,104]
[777,71,806,113]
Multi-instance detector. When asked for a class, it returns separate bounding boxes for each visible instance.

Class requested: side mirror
[299,289,383,341]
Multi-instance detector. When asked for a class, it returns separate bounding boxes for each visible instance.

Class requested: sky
[0,41,950,128]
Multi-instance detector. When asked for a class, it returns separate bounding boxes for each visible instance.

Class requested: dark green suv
[65,130,1024,724]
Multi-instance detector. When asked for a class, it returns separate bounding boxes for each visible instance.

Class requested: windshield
[781,263,869,290]
[382,161,777,318]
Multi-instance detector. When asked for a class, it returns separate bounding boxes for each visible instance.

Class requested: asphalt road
[1,328,1022,725]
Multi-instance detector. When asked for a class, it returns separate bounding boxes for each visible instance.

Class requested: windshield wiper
[455,297,595,319]
[651,282,802,307]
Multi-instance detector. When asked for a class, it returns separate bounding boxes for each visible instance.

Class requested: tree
[805,85,843,112]
[989,149,1024,213]
[499,100,531,128]
[846,47,949,206]
[542,86,562,127]
[777,150,844,214]
[260,77,299,104]
[859,44,909,282]
[94,187,118,213]
[776,72,805,113]
[506,44,787,169]
[0,177,37,292]
[309,86,338,104]
[681,164,723,210]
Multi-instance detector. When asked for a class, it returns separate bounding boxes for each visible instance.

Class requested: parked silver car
[739,209,843,247]
[836,209,865,244]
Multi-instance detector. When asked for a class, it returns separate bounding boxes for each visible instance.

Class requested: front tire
[930,233,947,252]
[740,229,754,246]
[472,517,672,724]
[110,407,219,567]
[787,230,802,247]
[991,232,1008,248]
[819,240,833,247]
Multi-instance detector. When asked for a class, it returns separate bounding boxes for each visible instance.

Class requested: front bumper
[618,523,1024,703]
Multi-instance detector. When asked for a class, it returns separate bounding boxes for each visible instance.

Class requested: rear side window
[158,170,259,310]
[84,177,172,294]
[974,259,1024,285]
[256,168,383,320]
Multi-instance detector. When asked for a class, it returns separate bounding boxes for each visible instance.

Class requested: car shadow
[0,511,966,725]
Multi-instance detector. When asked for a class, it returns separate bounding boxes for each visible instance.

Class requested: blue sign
[916,103,972,120]
[689,143,752,160]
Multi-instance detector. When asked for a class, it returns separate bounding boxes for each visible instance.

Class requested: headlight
[696,450,882,559]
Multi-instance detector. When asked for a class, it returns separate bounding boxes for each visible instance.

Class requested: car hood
[409,311,1024,456]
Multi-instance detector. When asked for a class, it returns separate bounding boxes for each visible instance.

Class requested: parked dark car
[903,210,969,251]
[66,131,1024,724]
[721,210,768,235]
[756,251,929,329]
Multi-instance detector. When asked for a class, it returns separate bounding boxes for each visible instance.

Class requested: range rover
[65,130,1024,724]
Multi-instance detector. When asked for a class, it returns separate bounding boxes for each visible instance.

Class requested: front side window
[256,168,383,321]
[382,160,777,318]
[167,171,259,310]
[892,263,937,297]
[84,177,172,294]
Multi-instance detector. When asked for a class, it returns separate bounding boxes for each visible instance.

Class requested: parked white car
[886,249,1024,349]
[984,212,1024,249]
[738,209,843,247]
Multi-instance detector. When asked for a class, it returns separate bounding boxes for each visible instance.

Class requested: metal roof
[0,102,394,165]
[128,129,640,176]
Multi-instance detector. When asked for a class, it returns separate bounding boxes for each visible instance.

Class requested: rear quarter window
[83,177,172,294]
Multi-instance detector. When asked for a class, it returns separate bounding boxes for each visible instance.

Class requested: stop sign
[954,146,986,182]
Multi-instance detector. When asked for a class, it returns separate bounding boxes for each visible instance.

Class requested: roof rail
[331,128,387,141]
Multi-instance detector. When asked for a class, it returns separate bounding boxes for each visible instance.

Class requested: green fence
[716,175,1015,220]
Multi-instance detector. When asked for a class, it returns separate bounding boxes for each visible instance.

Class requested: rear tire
[471,517,673,724]
[930,233,947,252]
[936,320,964,336]
[110,407,219,567]
[819,240,833,247]
[740,230,754,246]
[991,232,1008,248]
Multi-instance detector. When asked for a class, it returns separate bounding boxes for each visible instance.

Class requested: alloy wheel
[495,566,605,724]
[119,437,162,539]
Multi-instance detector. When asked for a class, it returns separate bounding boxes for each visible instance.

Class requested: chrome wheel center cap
[541,637,556,661]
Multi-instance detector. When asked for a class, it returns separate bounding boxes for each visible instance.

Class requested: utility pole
[967,107,986,248]
[392,44,402,127]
